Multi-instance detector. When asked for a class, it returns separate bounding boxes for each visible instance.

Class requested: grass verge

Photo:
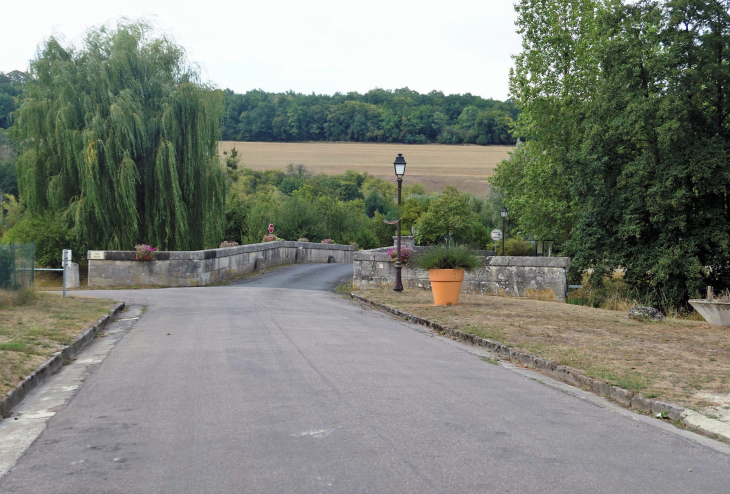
[0,290,117,399]
[357,289,730,423]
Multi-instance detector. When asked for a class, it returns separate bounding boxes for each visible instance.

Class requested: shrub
[415,245,482,271]
[320,238,332,244]
[297,238,310,242]
[219,240,239,248]
[2,215,74,267]
[496,238,535,256]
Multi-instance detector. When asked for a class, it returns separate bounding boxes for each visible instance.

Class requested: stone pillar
[65,262,80,289]
[392,236,415,249]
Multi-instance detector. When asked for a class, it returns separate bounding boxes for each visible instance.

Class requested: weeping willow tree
[13,21,225,251]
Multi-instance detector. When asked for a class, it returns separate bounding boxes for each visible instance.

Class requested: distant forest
[221,88,518,145]
[2,74,518,146]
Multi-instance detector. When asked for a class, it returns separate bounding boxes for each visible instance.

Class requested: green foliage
[220,87,519,145]
[2,215,74,267]
[401,194,431,233]
[494,0,730,308]
[0,162,17,198]
[415,186,487,246]
[0,71,26,129]
[496,237,535,256]
[368,212,396,247]
[13,21,225,253]
[364,190,391,218]
[1,194,24,234]
[0,130,18,199]
[415,245,483,271]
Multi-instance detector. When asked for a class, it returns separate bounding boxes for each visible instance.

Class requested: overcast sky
[1,0,522,100]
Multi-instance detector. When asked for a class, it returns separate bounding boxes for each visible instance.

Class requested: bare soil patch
[218,141,514,196]
[359,289,730,421]
[0,292,116,399]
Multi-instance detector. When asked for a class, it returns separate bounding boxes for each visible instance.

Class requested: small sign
[62,249,72,266]
[88,251,105,260]
[490,229,503,241]
[268,224,274,234]
[378,264,384,269]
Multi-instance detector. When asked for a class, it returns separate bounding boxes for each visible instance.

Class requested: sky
[1,0,522,101]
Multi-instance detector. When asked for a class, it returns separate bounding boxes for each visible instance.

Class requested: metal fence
[0,243,35,290]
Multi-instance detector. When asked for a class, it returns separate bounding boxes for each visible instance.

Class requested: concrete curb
[351,292,730,443]
[0,302,126,419]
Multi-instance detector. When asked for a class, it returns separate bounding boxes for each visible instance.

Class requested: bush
[415,245,483,271]
[343,229,379,250]
[496,238,535,256]
[2,215,74,267]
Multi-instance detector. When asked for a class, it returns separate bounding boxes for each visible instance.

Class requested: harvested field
[357,289,730,424]
[218,141,514,196]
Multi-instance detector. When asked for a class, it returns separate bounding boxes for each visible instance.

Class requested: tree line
[492,0,730,309]
[220,88,519,145]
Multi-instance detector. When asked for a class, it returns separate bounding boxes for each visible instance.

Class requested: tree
[497,0,730,308]
[491,0,600,242]
[13,21,225,251]
[415,187,487,246]
[565,0,730,304]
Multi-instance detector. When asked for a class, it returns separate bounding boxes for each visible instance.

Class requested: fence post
[61,249,73,298]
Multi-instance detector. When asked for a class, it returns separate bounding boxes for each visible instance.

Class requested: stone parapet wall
[353,250,570,303]
[88,241,355,287]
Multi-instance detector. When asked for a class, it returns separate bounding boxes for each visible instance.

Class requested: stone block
[64,262,80,289]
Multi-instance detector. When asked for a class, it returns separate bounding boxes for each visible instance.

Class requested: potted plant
[415,245,482,305]
[387,247,413,265]
[689,288,730,326]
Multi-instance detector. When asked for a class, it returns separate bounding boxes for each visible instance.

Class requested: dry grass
[218,141,515,196]
[359,289,730,422]
[0,291,116,399]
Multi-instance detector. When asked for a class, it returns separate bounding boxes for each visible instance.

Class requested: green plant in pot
[415,245,482,305]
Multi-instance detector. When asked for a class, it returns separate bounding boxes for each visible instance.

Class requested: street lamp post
[500,206,508,256]
[393,154,407,292]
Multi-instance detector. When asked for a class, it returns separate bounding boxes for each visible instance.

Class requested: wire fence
[0,243,35,290]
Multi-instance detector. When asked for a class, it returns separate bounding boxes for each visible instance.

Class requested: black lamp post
[500,206,508,256]
[393,154,407,292]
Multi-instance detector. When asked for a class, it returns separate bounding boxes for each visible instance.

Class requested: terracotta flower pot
[428,269,465,305]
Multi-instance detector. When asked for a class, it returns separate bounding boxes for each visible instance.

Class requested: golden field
[218,141,515,196]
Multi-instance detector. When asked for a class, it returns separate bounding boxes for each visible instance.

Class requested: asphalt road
[1,263,729,493]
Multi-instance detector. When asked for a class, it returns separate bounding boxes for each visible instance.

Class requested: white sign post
[62,250,72,298]
[490,230,503,254]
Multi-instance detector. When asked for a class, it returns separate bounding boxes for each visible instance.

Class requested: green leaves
[13,21,225,252]
[500,0,730,308]
[414,245,483,271]
[414,186,487,246]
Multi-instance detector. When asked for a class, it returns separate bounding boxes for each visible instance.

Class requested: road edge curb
[0,301,126,419]
[350,292,730,443]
